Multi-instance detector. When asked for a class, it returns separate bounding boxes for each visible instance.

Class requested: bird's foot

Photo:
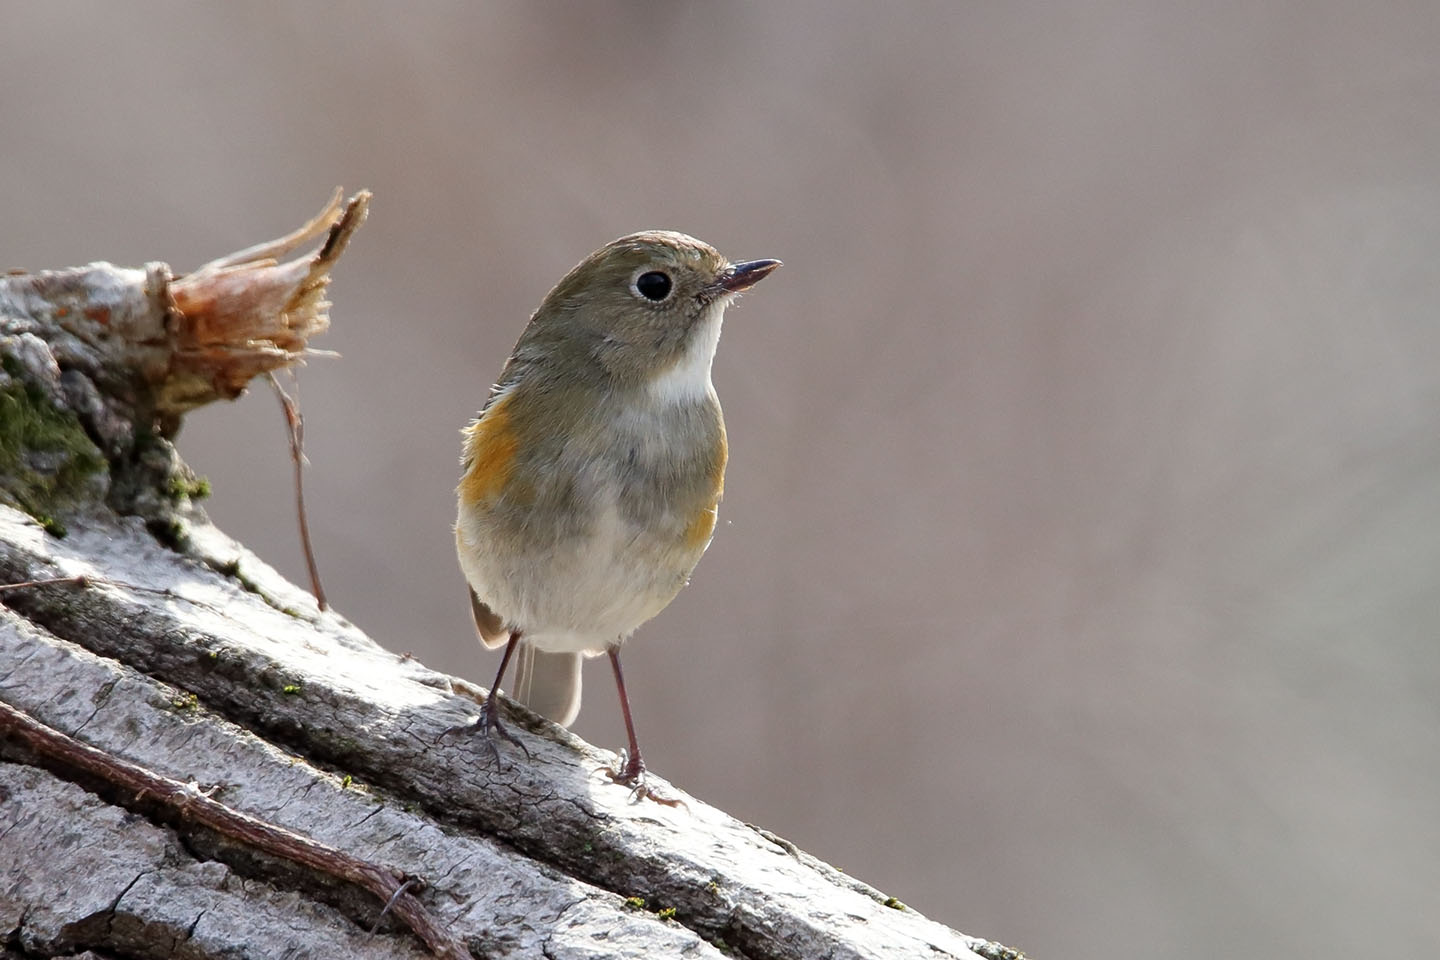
[603,749,685,808]
[440,695,530,766]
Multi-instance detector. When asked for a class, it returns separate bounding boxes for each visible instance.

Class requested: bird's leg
[604,648,682,807]
[441,631,529,763]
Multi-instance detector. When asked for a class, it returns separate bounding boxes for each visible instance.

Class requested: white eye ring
[630,268,674,303]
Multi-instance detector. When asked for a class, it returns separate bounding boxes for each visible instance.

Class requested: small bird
[453,231,779,802]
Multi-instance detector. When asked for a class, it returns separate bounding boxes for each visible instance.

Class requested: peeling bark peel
[0,190,367,422]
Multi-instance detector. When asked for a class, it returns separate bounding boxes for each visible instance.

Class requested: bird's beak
[719,259,782,293]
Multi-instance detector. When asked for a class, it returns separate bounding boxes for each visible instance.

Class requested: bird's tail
[512,644,582,727]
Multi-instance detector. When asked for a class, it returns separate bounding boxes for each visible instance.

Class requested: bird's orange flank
[459,395,519,506]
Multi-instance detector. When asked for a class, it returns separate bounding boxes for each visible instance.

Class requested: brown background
[4,3,1438,956]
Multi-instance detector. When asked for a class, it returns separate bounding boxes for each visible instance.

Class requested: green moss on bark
[0,357,106,530]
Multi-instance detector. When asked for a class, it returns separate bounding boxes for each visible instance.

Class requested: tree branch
[0,698,469,960]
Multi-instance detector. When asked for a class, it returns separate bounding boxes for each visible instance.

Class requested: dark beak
[719,258,782,293]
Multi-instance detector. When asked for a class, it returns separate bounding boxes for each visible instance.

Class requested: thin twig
[0,699,472,960]
[267,371,328,611]
[0,575,88,594]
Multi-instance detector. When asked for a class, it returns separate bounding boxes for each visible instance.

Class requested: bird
[452,230,779,802]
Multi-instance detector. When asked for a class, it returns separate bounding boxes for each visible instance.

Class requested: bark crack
[69,678,118,736]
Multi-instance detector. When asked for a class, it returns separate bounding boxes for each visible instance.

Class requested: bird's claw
[439,696,530,765]
[601,749,685,808]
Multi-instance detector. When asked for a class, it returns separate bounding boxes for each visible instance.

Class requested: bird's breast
[455,393,726,647]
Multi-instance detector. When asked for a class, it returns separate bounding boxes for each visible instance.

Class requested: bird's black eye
[634,271,672,302]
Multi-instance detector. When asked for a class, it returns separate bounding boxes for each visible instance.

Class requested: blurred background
[3,3,1438,956]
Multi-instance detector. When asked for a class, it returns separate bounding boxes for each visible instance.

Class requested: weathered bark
[0,195,1019,960]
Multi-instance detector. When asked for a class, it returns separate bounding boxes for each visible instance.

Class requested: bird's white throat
[645,301,726,404]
